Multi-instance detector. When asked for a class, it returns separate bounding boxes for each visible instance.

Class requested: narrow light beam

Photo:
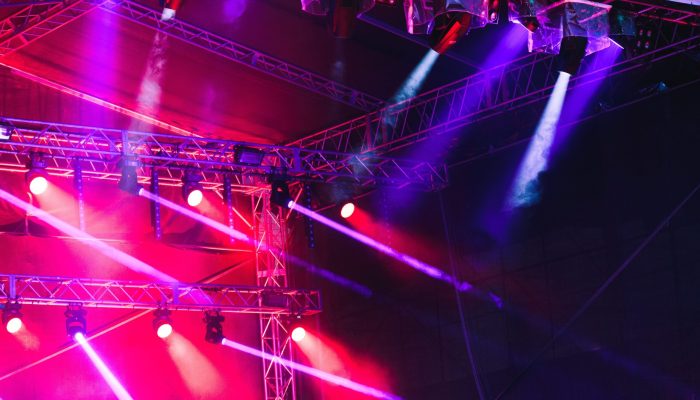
[0,188,176,283]
[507,71,571,209]
[74,333,134,400]
[221,338,401,400]
[289,202,478,293]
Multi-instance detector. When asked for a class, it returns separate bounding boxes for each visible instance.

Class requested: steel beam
[0,273,321,314]
[0,118,447,191]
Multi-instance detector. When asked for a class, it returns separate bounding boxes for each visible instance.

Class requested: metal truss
[0,118,447,191]
[613,0,699,27]
[0,0,60,7]
[252,191,296,400]
[0,0,105,57]
[288,20,699,156]
[0,273,321,314]
[98,0,384,112]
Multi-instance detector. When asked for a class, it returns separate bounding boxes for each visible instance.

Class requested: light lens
[156,322,173,339]
[291,327,306,342]
[29,176,48,195]
[6,316,22,334]
[186,189,203,207]
[340,202,355,219]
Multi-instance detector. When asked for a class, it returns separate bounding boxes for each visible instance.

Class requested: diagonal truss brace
[289,21,698,156]
[0,118,448,191]
[0,274,321,315]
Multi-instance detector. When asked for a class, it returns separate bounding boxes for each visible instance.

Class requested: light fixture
[291,326,306,343]
[234,146,265,166]
[430,12,472,54]
[0,121,13,141]
[204,310,224,344]
[160,0,182,21]
[270,179,291,208]
[118,157,142,195]
[65,303,87,338]
[557,35,588,75]
[2,302,23,334]
[182,171,203,207]
[153,308,173,339]
[340,202,355,219]
[26,153,48,196]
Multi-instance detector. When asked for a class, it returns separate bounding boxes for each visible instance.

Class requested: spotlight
[204,310,224,344]
[557,35,588,75]
[2,302,23,334]
[153,308,173,339]
[340,202,355,219]
[430,12,472,54]
[270,179,291,208]
[118,157,142,195]
[160,0,182,21]
[234,146,265,166]
[26,153,48,196]
[182,171,203,207]
[332,0,360,38]
[0,121,13,141]
[291,326,306,343]
[65,303,87,338]
[511,1,539,33]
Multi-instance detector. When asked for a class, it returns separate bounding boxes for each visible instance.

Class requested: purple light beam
[221,338,402,400]
[74,333,134,400]
[289,201,490,296]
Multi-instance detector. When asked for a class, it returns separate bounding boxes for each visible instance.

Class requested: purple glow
[74,333,134,400]
[141,189,373,296]
[0,187,176,282]
[289,202,478,293]
[507,71,571,209]
[221,338,401,400]
[551,44,623,153]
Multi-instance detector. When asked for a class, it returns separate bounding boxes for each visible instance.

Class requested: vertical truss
[253,191,296,400]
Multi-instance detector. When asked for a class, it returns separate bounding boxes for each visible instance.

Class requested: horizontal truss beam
[0,274,321,315]
[0,118,448,191]
[100,0,384,112]
[289,21,698,156]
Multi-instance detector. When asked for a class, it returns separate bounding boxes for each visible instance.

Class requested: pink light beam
[74,332,134,400]
[221,338,401,400]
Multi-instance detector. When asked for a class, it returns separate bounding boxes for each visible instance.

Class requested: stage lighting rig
[160,0,182,21]
[153,308,173,339]
[0,121,13,141]
[26,153,49,196]
[2,302,23,334]
[204,310,224,344]
[118,157,142,195]
[182,171,204,207]
[65,303,87,337]
[340,202,355,219]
